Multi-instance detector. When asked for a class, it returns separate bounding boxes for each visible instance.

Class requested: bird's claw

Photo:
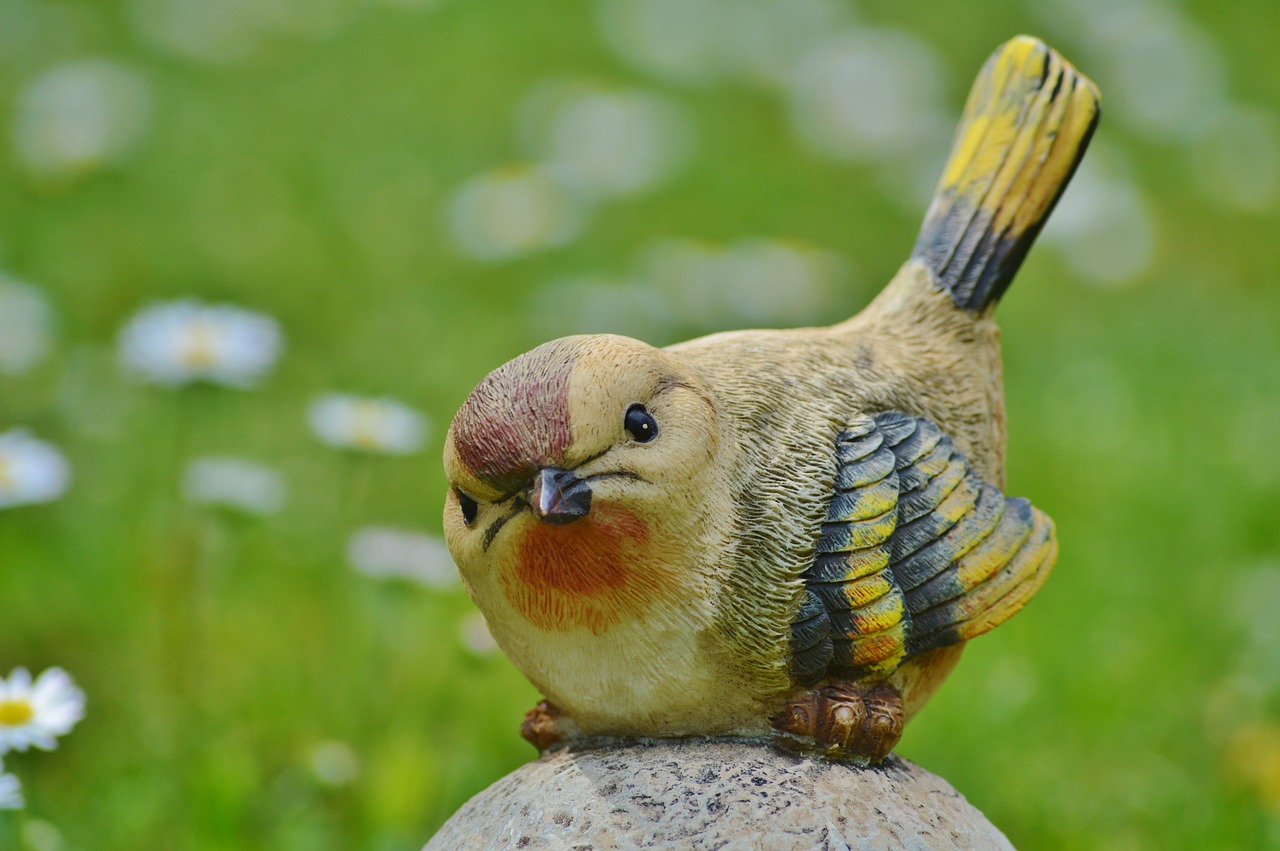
[520,699,566,752]
[773,681,904,762]
[862,685,905,757]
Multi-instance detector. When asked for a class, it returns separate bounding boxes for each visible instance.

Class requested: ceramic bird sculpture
[443,36,1099,762]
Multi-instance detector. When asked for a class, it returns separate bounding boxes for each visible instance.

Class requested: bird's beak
[527,467,592,525]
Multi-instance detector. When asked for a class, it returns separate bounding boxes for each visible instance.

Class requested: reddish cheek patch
[502,507,671,634]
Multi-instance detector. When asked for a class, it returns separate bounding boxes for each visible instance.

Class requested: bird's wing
[789,412,1057,685]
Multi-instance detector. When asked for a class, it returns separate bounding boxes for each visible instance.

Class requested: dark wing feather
[790,588,834,684]
[789,412,1057,684]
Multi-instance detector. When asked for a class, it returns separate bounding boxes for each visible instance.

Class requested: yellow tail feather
[913,35,1101,312]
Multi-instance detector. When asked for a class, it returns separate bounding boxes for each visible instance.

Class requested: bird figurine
[443,36,1099,762]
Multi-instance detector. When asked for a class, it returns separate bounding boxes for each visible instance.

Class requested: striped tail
[913,36,1100,313]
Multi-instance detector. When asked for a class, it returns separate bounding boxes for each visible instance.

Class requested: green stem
[0,811,18,847]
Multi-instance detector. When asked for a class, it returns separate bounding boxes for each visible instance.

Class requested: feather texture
[791,412,1057,684]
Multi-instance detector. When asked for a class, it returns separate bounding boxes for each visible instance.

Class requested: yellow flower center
[0,699,34,726]
[351,404,388,449]
[0,455,13,491]
[180,323,220,369]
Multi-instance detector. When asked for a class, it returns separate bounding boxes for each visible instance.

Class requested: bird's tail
[912,36,1100,313]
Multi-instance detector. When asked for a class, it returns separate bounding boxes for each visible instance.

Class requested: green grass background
[2,0,1279,848]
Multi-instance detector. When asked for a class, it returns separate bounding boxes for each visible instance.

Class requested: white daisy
[1040,147,1155,286]
[1030,0,1225,142]
[308,740,360,788]
[183,457,286,515]
[0,277,55,375]
[368,0,455,9]
[118,299,283,388]
[1192,104,1280,213]
[20,819,62,851]
[716,238,846,325]
[0,757,22,810]
[446,164,586,262]
[0,430,71,510]
[308,394,427,455]
[0,668,85,754]
[642,237,846,328]
[459,611,500,656]
[519,81,693,199]
[130,0,347,66]
[716,0,854,88]
[598,0,852,88]
[531,275,675,342]
[1100,8,1225,142]
[12,59,152,180]
[347,526,457,588]
[597,0,723,84]
[786,28,945,163]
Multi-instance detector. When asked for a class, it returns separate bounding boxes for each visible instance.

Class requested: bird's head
[443,334,721,635]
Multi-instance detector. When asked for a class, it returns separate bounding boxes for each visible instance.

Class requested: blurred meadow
[1,0,1279,848]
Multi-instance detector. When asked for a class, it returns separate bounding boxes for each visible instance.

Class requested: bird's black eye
[624,404,658,443]
[455,488,479,526]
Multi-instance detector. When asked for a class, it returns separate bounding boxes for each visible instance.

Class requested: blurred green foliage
[1,0,1279,848]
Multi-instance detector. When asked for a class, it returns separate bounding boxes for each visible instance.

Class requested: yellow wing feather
[791,412,1058,684]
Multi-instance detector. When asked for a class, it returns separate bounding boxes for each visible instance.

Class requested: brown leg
[520,699,566,752]
[773,681,904,762]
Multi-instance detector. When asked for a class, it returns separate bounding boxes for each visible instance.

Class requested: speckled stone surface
[425,739,1014,850]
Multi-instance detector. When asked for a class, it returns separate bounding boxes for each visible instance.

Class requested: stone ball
[426,738,1013,850]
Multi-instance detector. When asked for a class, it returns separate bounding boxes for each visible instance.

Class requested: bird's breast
[501,505,673,635]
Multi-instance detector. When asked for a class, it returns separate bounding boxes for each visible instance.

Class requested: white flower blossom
[1192,104,1280,213]
[308,394,427,455]
[519,81,693,199]
[117,298,282,383]
[459,611,500,655]
[0,430,71,510]
[347,527,457,588]
[642,236,847,328]
[1040,147,1156,286]
[183,457,286,515]
[20,819,62,851]
[598,0,852,88]
[308,740,360,787]
[1030,0,1226,141]
[12,59,152,180]
[531,275,675,341]
[0,757,22,810]
[0,668,85,754]
[0,277,55,375]
[716,0,854,87]
[446,164,586,262]
[129,0,349,65]
[787,28,945,163]
[597,0,724,84]
[118,299,283,388]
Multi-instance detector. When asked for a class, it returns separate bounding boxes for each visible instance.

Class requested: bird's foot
[520,699,567,752]
[772,681,904,763]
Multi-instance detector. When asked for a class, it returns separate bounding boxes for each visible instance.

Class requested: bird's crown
[444,334,716,501]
